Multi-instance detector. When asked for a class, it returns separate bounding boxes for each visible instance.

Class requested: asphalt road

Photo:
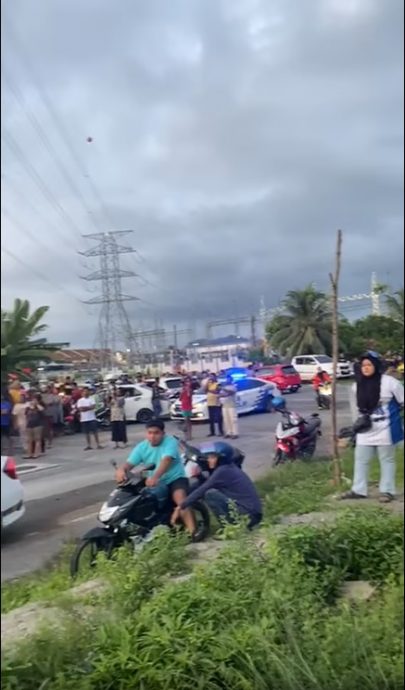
[1,385,352,582]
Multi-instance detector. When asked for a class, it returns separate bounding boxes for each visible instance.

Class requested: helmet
[198,441,235,467]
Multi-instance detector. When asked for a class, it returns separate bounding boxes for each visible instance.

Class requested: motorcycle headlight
[98,504,119,523]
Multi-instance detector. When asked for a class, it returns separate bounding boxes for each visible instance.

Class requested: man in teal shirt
[115,419,195,535]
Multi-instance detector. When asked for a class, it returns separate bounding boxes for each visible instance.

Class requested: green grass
[2,511,403,690]
[2,449,404,690]
[2,446,403,614]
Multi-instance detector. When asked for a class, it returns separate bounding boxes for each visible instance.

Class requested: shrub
[2,511,403,690]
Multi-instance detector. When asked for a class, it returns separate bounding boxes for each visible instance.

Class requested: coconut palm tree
[266,285,333,356]
[1,299,60,384]
[385,288,404,327]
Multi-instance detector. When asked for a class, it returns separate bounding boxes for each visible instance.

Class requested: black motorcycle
[70,456,211,577]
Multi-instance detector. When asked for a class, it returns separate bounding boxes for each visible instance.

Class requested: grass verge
[2,447,403,614]
[2,509,403,690]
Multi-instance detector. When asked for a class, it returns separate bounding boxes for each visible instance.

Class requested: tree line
[265,284,404,359]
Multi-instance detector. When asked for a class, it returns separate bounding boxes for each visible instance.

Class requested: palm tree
[266,285,333,356]
[385,288,404,327]
[1,299,60,384]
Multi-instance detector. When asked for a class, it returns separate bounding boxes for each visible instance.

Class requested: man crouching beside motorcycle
[172,441,262,531]
[115,419,196,536]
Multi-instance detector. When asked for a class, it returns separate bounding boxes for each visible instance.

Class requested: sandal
[379,493,395,504]
[339,490,367,500]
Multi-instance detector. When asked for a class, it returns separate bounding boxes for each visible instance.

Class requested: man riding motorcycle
[171,441,262,530]
[115,419,196,535]
[312,367,332,409]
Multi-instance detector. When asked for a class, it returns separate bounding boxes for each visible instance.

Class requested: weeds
[2,510,403,690]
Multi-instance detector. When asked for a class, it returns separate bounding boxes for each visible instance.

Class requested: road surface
[1,385,351,581]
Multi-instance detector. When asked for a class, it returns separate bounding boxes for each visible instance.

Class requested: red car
[257,364,301,393]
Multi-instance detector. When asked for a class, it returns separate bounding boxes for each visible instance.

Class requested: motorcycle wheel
[190,501,210,542]
[273,449,289,466]
[300,442,316,461]
[70,537,116,577]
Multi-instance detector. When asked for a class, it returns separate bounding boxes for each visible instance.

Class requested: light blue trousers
[352,445,396,497]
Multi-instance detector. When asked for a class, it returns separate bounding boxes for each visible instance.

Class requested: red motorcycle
[273,406,322,465]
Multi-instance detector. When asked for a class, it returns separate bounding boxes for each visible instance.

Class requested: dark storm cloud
[1,0,403,346]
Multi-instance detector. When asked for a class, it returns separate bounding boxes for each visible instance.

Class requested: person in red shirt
[312,367,332,408]
[180,376,193,440]
[71,382,82,403]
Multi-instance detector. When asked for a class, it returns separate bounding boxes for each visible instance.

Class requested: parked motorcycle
[96,403,111,429]
[273,402,322,465]
[63,403,81,435]
[70,457,211,577]
[318,382,332,410]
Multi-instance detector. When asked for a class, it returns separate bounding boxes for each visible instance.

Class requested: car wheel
[136,408,154,424]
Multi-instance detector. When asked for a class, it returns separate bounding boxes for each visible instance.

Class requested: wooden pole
[329,230,343,486]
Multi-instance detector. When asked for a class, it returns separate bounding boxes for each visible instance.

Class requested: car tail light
[3,457,18,480]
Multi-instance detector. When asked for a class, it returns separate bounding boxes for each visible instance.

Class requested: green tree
[1,299,60,385]
[340,315,403,359]
[265,286,333,356]
[385,288,404,327]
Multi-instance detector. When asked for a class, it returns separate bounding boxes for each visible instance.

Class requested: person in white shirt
[342,351,404,503]
[76,387,103,451]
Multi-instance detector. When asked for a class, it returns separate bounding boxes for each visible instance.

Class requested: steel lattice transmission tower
[81,231,139,369]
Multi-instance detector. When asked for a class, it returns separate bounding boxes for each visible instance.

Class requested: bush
[2,511,403,690]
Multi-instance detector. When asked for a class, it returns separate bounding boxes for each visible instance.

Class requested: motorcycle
[273,406,322,465]
[96,403,111,429]
[70,456,211,577]
[63,402,81,434]
[317,382,332,410]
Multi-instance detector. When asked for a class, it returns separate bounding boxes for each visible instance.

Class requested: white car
[116,384,171,423]
[170,377,281,422]
[1,456,25,529]
[291,355,352,382]
[144,377,183,398]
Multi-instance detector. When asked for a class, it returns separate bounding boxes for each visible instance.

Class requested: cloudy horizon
[1,0,403,348]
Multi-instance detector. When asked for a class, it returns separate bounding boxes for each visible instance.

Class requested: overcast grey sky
[1,0,403,347]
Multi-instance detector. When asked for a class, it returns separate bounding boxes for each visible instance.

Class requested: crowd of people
[0,378,106,456]
[0,370,243,457]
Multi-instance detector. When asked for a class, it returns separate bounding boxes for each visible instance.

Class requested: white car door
[121,385,145,421]
[294,356,316,382]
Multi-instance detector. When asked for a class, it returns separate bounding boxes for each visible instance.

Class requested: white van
[291,355,351,382]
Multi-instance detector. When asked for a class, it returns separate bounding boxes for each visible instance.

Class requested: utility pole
[81,231,140,370]
[329,229,343,487]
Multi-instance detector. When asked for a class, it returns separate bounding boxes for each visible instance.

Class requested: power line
[2,129,83,247]
[2,12,114,229]
[1,245,88,312]
[2,68,100,233]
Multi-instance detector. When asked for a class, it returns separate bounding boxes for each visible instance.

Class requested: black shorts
[1,426,10,438]
[82,420,98,434]
[168,477,190,496]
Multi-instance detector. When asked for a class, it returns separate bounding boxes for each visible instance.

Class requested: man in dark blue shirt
[172,442,262,529]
